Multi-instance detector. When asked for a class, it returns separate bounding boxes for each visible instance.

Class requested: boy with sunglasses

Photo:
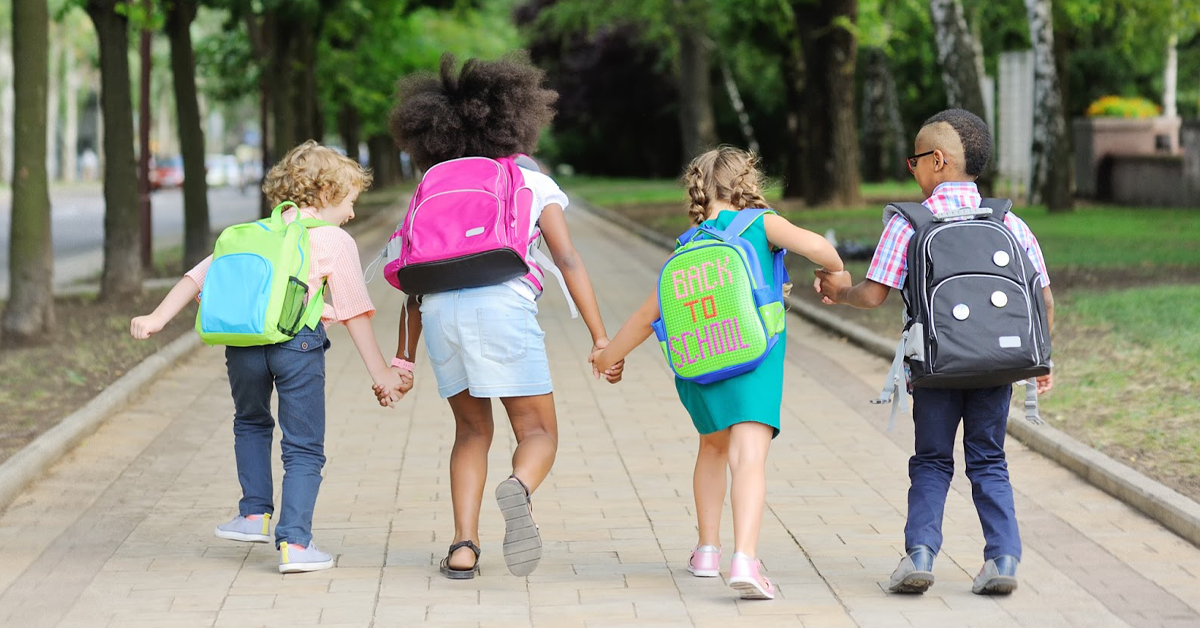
[815,109,1055,596]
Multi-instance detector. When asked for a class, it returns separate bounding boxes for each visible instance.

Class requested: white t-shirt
[505,167,569,302]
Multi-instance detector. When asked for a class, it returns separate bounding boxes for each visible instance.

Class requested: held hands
[813,269,852,305]
[371,366,413,408]
[589,337,624,384]
[130,314,165,340]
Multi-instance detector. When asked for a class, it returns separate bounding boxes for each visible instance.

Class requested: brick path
[1,207,1198,628]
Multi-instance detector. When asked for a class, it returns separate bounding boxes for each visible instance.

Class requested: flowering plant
[1085,96,1162,119]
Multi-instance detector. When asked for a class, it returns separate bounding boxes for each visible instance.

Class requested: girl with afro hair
[378,53,622,579]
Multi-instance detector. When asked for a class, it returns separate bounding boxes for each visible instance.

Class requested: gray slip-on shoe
[887,545,936,594]
[972,555,1019,595]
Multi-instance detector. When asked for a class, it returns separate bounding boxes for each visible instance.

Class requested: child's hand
[371,368,406,407]
[1035,371,1054,395]
[589,343,624,384]
[393,366,414,396]
[130,314,165,340]
[813,269,852,305]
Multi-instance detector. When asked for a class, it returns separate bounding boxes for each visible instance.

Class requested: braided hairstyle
[683,146,769,225]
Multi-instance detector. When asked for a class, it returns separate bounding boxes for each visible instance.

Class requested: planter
[1073,116,1181,198]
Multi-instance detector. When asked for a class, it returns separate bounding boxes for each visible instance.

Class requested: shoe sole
[973,575,1018,595]
[496,480,542,577]
[214,528,270,543]
[687,566,720,578]
[278,558,334,574]
[729,577,775,600]
[888,571,935,594]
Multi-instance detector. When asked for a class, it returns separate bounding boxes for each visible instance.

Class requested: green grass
[1043,285,1200,494]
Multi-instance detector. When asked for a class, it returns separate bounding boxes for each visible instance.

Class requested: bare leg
[728,422,773,558]
[499,393,558,492]
[447,391,494,570]
[694,430,730,548]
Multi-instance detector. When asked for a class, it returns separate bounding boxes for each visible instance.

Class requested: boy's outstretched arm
[538,204,609,351]
[130,277,201,339]
[815,271,891,310]
[593,290,658,376]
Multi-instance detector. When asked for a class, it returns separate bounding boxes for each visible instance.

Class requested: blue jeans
[905,385,1021,561]
[224,325,328,546]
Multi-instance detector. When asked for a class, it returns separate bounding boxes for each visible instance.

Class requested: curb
[0,332,202,512]
[0,197,406,516]
[576,196,1200,549]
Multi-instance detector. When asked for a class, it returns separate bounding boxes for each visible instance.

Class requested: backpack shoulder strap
[883,202,933,231]
[979,198,1013,222]
[722,208,774,238]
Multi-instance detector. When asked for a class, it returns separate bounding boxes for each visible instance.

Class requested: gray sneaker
[972,555,1019,595]
[214,514,271,543]
[278,541,335,574]
[888,546,936,594]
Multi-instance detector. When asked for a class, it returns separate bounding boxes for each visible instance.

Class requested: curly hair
[922,109,992,177]
[262,140,373,208]
[388,52,558,171]
[683,146,770,225]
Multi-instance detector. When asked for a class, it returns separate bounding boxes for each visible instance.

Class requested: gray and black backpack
[876,199,1052,426]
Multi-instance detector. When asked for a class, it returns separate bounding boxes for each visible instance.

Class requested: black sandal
[439,540,481,579]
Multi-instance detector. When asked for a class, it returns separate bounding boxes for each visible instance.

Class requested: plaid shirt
[865,182,1050,290]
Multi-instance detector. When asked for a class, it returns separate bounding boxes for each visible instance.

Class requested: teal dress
[674,209,785,437]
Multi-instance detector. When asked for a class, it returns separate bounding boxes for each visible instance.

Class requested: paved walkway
[1,207,1198,628]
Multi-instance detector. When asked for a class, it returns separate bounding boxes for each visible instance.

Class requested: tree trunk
[883,53,908,180]
[87,0,144,299]
[1163,33,1178,118]
[166,0,210,269]
[294,25,319,143]
[337,102,361,165]
[267,11,296,167]
[368,135,398,187]
[719,60,758,154]
[672,0,717,162]
[860,47,889,183]
[780,36,806,198]
[793,0,862,207]
[63,42,79,182]
[929,0,994,192]
[1024,0,1073,212]
[5,0,55,344]
[45,23,60,180]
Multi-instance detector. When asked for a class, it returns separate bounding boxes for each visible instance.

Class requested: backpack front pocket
[200,253,272,335]
[928,274,1038,374]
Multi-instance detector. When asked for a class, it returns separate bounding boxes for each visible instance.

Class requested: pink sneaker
[729,552,775,600]
[687,545,721,577]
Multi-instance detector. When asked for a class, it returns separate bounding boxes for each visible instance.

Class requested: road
[0,185,260,298]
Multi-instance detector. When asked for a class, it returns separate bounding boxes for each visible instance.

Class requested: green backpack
[650,208,789,383]
[196,201,330,346]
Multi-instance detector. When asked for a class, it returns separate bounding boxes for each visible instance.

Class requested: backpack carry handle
[933,206,993,222]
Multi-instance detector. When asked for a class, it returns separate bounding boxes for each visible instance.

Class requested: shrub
[1086,95,1162,119]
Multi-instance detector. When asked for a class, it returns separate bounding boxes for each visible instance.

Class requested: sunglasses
[907,150,935,173]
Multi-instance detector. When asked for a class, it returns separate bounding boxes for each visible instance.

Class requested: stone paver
[2,207,1199,628]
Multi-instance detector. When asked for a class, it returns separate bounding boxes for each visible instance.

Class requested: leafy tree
[5,0,55,345]
[165,0,209,267]
[85,0,143,299]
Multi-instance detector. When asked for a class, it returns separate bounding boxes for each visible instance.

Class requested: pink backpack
[384,156,550,296]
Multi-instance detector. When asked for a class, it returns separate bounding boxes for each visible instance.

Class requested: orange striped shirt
[185,207,376,326]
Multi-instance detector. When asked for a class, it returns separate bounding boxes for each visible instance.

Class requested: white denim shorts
[419,285,552,399]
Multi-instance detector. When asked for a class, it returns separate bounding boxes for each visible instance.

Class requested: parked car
[206,155,244,189]
[150,155,184,190]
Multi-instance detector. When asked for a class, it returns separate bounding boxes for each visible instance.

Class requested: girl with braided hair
[593,146,844,599]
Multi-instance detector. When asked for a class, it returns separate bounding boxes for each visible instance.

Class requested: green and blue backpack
[651,208,788,384]
[196,201,330,346]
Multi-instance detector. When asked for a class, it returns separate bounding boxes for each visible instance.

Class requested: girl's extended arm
[762,214,844,271]
[344,313,404,398]
[593,291,659,372]
[394,295,423,361]
[538,204,608,348]
[130,277,201,339]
